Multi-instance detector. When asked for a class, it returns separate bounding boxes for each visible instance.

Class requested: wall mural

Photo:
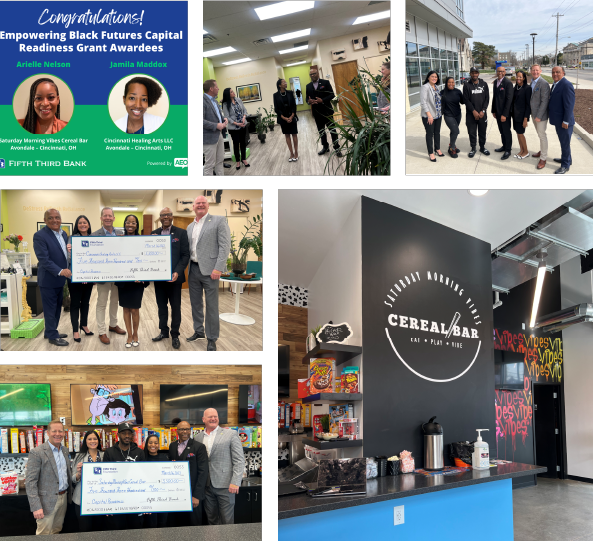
[493,328,563,460]
[278,284,308,307]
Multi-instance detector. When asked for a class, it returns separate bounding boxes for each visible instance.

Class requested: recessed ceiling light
[223,58,252,65]
[468,190,489,196]
[353,10,390,25]
[271,28,311,43]
[112,207,139,211]
[255,1,315,21]
[287,61,307,66]
[203,46,236,57]
[279,44,309,54]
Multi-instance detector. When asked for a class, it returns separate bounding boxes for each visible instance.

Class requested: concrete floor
[514,478,593,540]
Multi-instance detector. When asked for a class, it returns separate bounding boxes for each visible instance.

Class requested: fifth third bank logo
[93,467,102,475]
[0,159,5,168]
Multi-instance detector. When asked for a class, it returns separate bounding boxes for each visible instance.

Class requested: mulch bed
[574,90,593,134]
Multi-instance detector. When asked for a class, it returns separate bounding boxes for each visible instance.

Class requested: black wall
[361,197,496,465]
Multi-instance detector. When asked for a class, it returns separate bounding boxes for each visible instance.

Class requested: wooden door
[173,216,194,290]
[142,214,153,235]
[332,60,363,119]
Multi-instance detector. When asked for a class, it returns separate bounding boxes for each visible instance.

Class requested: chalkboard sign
[316,322,353,344]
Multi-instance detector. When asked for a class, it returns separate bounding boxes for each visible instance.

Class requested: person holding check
[144,434,170,528]
[168,421,209,526]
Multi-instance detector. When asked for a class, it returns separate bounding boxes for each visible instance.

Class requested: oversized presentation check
[80,461,192,516]
[71,235,172,282]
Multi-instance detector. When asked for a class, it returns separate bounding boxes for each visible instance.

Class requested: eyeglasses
[46,217,61,221]
[178,428,191,432]
[160,213,173,218]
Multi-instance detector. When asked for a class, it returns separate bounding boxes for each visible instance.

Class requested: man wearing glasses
[151,207,190,349]
[32,209,71,346]
[168,421,209,525]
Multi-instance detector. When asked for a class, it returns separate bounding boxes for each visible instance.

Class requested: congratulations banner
[0,1,188,175]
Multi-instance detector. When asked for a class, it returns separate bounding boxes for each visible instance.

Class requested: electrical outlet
[394,505,404,525]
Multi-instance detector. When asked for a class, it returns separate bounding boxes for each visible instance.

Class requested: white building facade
[406,0,473,111]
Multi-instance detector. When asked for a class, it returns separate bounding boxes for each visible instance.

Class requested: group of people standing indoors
[420,64,575,174]
[33,196,231,351]
[25,412,245,534]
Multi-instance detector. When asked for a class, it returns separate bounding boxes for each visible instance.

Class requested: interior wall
[308,198,362,343]
[3,190,102,263]
[113,211,143,231]
[203,57,215,81]
[143,189,164,230]
[560,255,593,480]
[278,304,309,402]
[162,190,263,263]
[284,64,313,112]
[0,364,262,430]
[212,56,279,115]
[315,25,390,88]
[1,189,9,250]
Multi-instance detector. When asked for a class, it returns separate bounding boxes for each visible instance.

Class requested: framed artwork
[37,222,73,236]
[352,36,368,50]
[378,40,390,52]
[236,83,262,103]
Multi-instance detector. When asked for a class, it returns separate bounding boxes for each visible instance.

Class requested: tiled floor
[514,477,593,540]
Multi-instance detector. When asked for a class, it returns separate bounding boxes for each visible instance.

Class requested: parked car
[460,72,470,84]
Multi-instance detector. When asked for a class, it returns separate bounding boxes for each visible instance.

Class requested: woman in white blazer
[115,76,165,134]
[221,88,251,170]
[71,430,105,532]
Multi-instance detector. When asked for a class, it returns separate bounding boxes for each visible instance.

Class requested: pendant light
[529,249,548,328]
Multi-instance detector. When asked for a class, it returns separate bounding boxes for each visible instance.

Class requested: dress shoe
[532,151,541,158]
[537,159,546,170]
[448,146,458,158]
[49,338,69,346]
[187,331,206,342]
[152,332,170,342]
[207,339,217,351]
[109,325,126,335]
[82,328,94,336]
[555,166,570,174]
[468,147,477,158]
[172,338,180,350]
[99,334,110,345]
[74,338,81,343]
[501,151,511,160]
[45,334,67,339]
[318,147,330,155]
[455,147,461,153]
[553,158,562,164]
[494,146,505,152]
[333,146,343,157]
[480,147,490,156]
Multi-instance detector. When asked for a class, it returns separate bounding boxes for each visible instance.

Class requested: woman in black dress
[116,214,149,348]
[440,77,464,158]
[511,70,532,159]
[67,215,95,342]
[273,79,298,162]
[143,434,169,528]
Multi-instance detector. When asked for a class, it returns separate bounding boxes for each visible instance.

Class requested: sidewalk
[406,75,593,175]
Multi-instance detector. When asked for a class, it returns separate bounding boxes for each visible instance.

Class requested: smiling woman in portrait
[115,76,165,134]
[18,77,68,134]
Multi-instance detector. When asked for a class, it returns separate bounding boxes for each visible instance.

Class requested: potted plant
[230,213,263,275]
[3,233,24,252]
[254,109,268,143]
[323,61,390,176]
[263,105,276,131]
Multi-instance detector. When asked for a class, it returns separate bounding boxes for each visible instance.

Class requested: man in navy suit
[33,209,70,346]
[548,66,575,174]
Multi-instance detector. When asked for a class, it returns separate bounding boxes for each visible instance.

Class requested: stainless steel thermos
[422,416,444,471]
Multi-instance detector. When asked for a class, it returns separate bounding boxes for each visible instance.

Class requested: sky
[464,0,593,58]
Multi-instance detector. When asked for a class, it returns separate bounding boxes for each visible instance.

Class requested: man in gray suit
[529,64,551,170]
[186,196,231,351]
[25,420,73,535]
[92,207,126,344]
[194,408,245,525]
[204,80,228,176]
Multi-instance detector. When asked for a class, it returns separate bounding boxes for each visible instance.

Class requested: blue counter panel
[279,479,513,541]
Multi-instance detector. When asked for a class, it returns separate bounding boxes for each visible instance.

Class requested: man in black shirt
[462,67,491,158]
[306,67,342,157]
[491,66,514,159]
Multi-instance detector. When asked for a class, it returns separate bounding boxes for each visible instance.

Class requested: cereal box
[297,378,310,399]
[0,471,18,495]
[309,358,336,394]
[329,403,353,434]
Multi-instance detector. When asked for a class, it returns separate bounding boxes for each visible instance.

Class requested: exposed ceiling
[99,190,157,211]
[279,190,585,288]
[203,1,391,68]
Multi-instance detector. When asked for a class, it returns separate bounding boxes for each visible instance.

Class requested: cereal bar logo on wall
[384,270,483,383]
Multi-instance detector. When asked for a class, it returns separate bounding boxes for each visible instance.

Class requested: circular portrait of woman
[13,74,74,134]
[108,74,169,134]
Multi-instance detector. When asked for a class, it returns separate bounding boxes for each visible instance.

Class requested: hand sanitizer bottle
[472,429,490,470]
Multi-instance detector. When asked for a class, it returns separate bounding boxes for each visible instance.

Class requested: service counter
[279,463,546,541]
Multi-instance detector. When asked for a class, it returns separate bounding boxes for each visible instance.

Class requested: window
[406,57,421,108]
[456,0,464,19]
[418,44,430,58]
[406,42,418,57]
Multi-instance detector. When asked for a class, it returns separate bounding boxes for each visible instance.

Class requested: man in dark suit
[549,66,576,174]
[168,421,209,526]
[151,207,190,349]
[306,67,343,157]
[491,66,514,160]
[33,209,70,346]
